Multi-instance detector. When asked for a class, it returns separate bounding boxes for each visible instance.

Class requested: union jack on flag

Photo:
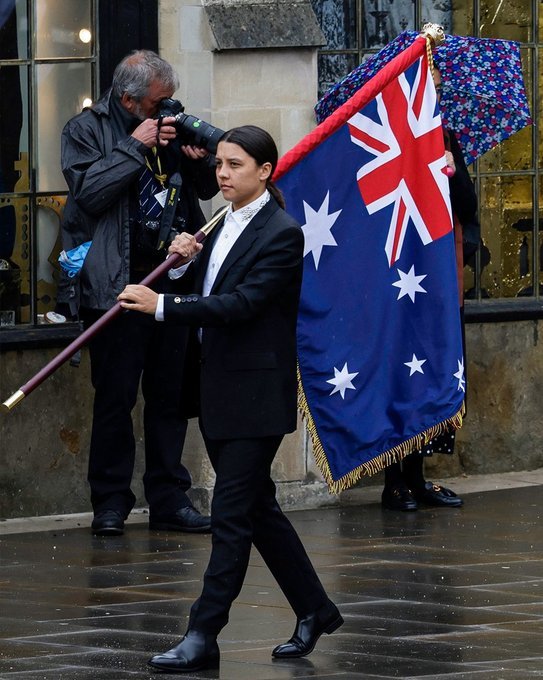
[350,62,453,266]
[275,38,465,492]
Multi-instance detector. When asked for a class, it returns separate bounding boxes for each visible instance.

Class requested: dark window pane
[318,53,359,99]
[421,0,454,34]
[362,0,416,48]
[311,0,357,49]
[539,176,543,293]
[0,0,27,60]
[0,65,27,194]
[539,50,543,170]
[0,196,29,325]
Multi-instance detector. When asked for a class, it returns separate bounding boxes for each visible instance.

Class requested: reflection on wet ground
[1,485,543,679]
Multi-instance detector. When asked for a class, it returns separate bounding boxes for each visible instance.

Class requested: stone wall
[158,0,321,189]
[2,320,543,518]
[0,344,323,517]
[451,319,543,475]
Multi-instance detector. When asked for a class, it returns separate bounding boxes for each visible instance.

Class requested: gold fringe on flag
[297,364,465,495]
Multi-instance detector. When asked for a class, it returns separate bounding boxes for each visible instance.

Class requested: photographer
[59,50,218,536]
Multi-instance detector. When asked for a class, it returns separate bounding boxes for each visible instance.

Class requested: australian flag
[275,38,465,492]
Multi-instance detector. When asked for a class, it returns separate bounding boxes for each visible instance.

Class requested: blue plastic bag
[58,241,92,278]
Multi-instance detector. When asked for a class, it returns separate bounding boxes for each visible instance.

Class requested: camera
[157,98,224,155]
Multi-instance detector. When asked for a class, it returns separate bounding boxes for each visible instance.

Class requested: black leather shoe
[412,482,463,507]
[148,630,219,673]
[272,603,344,658]
[149,506,211,533]
[91,510,124,536]
[381,484,418,511]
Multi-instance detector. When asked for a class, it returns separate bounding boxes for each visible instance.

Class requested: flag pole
[1,205,229,413]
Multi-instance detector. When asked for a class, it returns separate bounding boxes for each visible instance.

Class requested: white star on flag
[404,353,426,376]
[327,362,359,399]
[301,191,342,269]
[392,265,427,302]
[454,358,465,392]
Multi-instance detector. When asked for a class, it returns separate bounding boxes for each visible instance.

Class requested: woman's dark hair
[220,125,285,209]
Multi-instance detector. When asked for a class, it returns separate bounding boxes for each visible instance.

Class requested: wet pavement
[1,473,543,679]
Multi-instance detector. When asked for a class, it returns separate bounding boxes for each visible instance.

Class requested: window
[0,0,158,346]
[0,0,96,337]
[311,0,541,319]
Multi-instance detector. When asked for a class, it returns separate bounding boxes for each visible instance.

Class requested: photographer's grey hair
[112,50,179,100]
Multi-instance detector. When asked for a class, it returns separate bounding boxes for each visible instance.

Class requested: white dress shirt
[156,190,270,320]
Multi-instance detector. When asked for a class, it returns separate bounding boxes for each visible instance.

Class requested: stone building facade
[1,0,542,519]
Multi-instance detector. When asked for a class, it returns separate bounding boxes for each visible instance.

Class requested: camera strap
[145,148,166,187]
[157,171,183,251]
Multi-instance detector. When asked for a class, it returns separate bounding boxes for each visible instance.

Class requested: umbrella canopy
[315,31,532,165]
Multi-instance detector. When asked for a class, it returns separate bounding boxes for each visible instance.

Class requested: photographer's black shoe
[149,506,211,533]
[91,510,124,536]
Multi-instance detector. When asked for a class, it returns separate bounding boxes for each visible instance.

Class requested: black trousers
[188,433,330,635]
[82,308,192,516]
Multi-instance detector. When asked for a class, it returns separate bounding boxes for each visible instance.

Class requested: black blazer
[163,197,304,440]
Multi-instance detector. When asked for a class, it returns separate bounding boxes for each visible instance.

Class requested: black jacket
[446,129,480,259]
[163,197,304,440]
[59,89,218,311]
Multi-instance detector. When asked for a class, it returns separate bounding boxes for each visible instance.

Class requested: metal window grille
[310,0,541,319]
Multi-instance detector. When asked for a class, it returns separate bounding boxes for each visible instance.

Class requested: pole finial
[420,23,445,48]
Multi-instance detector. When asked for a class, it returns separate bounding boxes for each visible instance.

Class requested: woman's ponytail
[266,179,285,210]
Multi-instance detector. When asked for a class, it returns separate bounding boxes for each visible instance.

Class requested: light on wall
[82,97,93,109]
[79,28,92,44]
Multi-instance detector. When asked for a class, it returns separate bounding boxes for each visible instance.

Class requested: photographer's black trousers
[82,307,192,517]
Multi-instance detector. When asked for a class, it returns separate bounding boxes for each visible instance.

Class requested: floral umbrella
[315,31,532,165]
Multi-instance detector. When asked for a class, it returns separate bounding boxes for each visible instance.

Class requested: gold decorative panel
[479,175,537,298]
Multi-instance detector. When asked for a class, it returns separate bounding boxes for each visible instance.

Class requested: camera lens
[157,99,225,154]
[177,114,224,154]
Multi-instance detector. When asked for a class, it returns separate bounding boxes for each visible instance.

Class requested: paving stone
[2,486,543,678]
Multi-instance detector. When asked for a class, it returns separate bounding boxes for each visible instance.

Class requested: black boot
[272,602,343,658]
[148,630,219,673]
